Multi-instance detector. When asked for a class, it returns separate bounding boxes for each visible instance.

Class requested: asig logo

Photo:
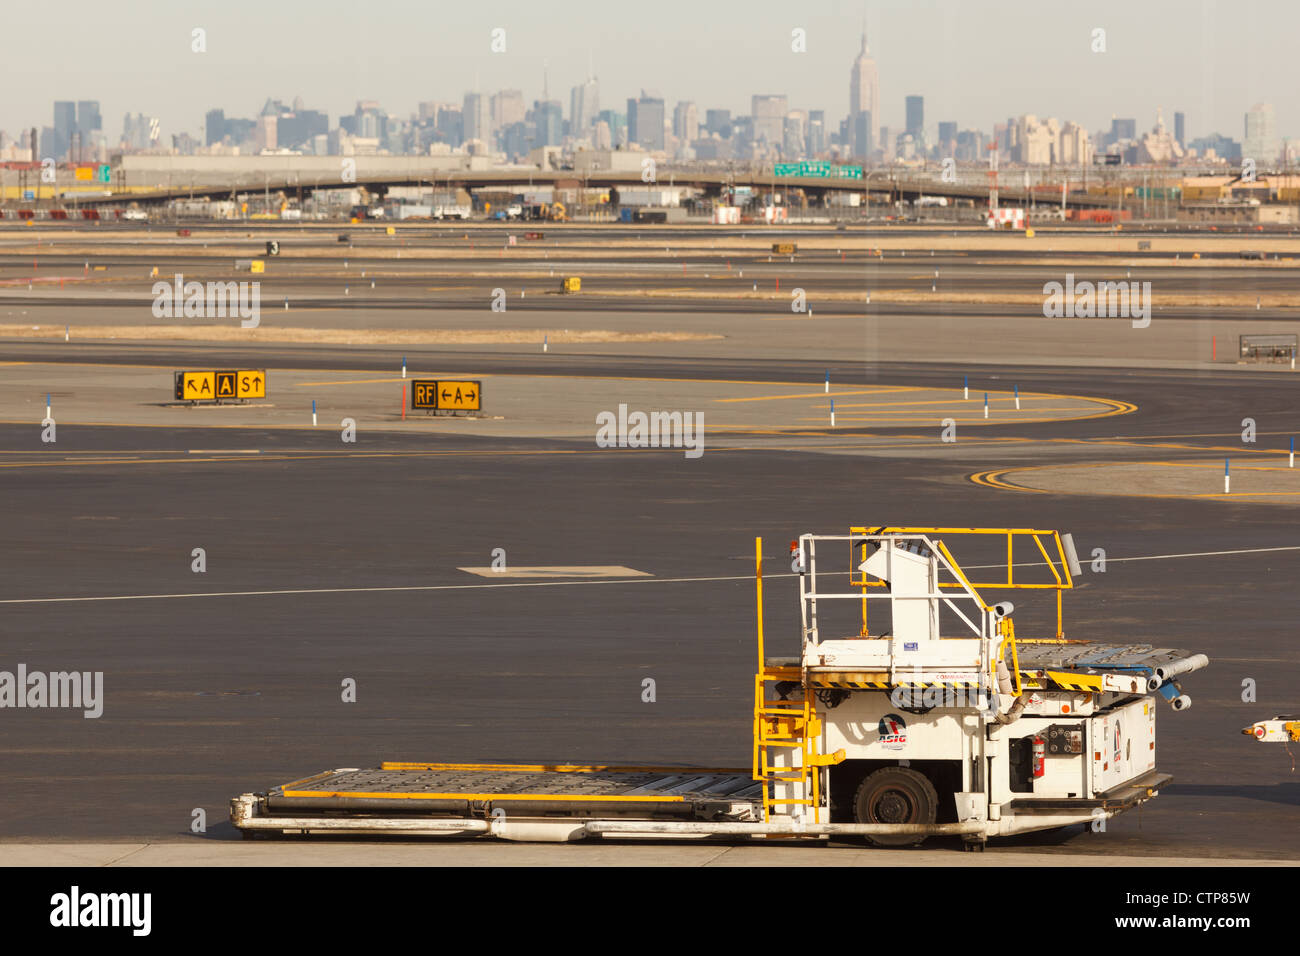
[595,404,704,459]
[152,273,260,328]
[1042,273,1151,328]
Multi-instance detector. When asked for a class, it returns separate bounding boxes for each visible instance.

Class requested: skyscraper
[850,32,880,149]
[597,109,627,147]
[627,92,665,151]
[783,112,806,157]
[53,101,76,158]
[491,90,526,130]
[1243,103,1278,162]
[673,101,699,143]
[937,121,957,153]
[852,111,873,159]
[77,101,102,137]
[570,75,599,134]
[905,96,923,138]
[463,92,491,147]
[205,108,227,146]
[752,95,787,147]
[1174,111,1185,147]
[534,100,563,147]
[808,110,826,154]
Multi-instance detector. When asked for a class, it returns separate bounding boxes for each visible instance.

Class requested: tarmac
[2,225,1299,865]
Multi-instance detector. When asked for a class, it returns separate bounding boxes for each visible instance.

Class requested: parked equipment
[231,526,1206,848]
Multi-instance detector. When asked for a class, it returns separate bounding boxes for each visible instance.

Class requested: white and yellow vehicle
[231,527,1206,849]
[1243,716,1300,743]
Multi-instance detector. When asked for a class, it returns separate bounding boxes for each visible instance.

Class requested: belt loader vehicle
[231,527,1207,849]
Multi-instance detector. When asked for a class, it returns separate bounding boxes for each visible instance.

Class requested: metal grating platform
[266,765,763,814]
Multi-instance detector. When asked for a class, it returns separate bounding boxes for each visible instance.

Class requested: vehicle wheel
[853,767,938,847]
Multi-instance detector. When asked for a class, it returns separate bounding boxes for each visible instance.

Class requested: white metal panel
[1092,697,1156,793]
[822,692,971,760]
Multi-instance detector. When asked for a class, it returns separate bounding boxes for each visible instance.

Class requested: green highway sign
[774,163,801,177]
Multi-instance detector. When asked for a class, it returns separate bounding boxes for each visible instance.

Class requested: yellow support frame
[752,535,843,824]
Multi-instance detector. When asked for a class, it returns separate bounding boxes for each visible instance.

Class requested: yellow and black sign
[178,371,215,400]
[772,242,797,254]
[411,379,482,413]
[175,369,266,403]
[237,370,265,398]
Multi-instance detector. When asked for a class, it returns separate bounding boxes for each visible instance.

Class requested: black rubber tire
[853,767,938,847]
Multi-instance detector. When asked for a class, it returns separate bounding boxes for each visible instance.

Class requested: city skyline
[2,0,1298,147]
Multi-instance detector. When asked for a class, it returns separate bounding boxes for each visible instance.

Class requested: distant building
[752,94,787,148]
[807,110,826,154]
[570,76,599,134]
[850,32,880,149]
[352,101,388,142]
[1110,116,1137,144]
[491,90,525,134]
[627,92,665,151]
[77,101,102,138]
[205,109,227,146]
[1188,132,1241,163]
[905,95,923,139]
[462,92,491,148]
[1058,121,1093,165]
[501,121,535,160]
[277,110,328,151]
[436,107,463,147]
[955,129,985,162]
[53,101,76,158]
[851,110,873,159]
[533,100,563,148]
[783,111,806,157]
[673,101,699,143]
[597,109,627,147]
[1174,111,1185,147]
[1243,103,1278,163]
[123,113,154,151]
[705,109,732,138]
[937,120,957,155]
[1135,108,1183,164]
[227,118,256,146]
[1013,114,1059,164]
[255,115,277,151]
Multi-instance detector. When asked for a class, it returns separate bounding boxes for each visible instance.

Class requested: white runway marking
[2,545,1296,606]
[458,565,651,579]
[0,573,756,605]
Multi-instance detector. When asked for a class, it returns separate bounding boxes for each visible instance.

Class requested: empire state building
[850,32,880,156]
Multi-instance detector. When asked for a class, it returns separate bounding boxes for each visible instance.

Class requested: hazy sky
[6,0,1297,143]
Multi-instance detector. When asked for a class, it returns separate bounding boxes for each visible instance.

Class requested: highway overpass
[49,158,1114,210]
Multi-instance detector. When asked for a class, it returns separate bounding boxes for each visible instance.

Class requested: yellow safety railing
[848,526,1073,639]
